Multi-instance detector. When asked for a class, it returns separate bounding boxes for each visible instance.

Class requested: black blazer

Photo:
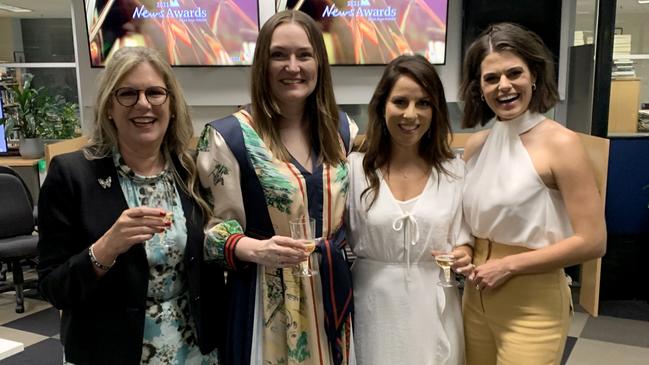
[37,151,226,365]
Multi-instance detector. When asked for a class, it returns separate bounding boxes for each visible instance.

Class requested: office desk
[0,157,40,202]
[0,157,40,167]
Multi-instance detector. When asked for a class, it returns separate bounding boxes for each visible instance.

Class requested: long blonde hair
[85,47,211,222]
[250,10,344,165]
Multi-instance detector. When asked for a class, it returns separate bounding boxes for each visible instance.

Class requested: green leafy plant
[40,100,80,139]
[1,73,79,139]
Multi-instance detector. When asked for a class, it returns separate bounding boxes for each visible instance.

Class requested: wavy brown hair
[361,54,455,207]
[459,22,559,128]
[250,10,344,165]
[84,47,211,223]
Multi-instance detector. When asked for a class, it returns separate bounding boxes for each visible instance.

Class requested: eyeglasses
[113,86,170,107]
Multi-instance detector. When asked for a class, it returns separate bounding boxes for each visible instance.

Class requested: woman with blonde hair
[197,9,357,365]
[38,46,226,364]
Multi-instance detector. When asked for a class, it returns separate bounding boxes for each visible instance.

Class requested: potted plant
[2,74,79,158]
[40,98,81,141]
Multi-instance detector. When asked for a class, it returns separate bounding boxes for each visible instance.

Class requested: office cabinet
[608,79,641,133]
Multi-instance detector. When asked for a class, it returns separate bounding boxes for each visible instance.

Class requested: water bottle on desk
[38,159,46,186]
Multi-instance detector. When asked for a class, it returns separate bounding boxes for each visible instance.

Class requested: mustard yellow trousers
[463,238,572,365]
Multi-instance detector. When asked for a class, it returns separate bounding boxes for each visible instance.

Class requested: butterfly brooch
[98,176,112,189]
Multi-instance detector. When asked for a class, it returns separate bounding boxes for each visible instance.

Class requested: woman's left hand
[450,246,473,275]
[431,245,474,276]
[468,258,513,292]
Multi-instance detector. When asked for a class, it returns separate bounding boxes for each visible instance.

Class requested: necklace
[385,165,429,181]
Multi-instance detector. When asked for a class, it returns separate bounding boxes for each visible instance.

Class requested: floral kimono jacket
[197,108,357,365]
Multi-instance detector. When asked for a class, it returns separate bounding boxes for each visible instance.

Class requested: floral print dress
[110,152,219,365]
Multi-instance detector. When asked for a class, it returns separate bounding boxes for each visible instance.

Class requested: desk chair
[0,166,39,313]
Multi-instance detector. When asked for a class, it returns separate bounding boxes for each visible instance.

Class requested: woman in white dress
[346,55,474,365]
[459,23,606,365]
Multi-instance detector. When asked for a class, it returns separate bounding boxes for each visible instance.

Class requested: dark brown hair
[459,22,559,128]
[361,54,455,206]
[250,10,344,165]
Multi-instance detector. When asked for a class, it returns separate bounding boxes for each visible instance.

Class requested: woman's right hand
[91,207,169,266]
[236,235,309,268]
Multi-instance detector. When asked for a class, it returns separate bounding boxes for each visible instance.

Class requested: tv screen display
[277,0,448,65]
[83,0,260,66]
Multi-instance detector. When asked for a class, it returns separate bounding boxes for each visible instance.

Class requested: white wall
[0,18,23,63]
[71,0,464,135]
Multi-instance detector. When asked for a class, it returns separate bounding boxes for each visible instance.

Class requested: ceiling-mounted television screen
[277,0,448,65]
[83,0,259,67]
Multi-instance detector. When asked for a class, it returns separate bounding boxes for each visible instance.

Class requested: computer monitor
[0,123,9,154]
[0,123,20,156]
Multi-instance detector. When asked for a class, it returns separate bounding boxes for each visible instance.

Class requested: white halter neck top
[463,111,573,249]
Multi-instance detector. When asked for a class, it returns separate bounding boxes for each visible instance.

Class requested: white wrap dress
[346,152,472,365]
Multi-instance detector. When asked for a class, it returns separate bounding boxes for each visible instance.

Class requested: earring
[107,115,113,120]
[480,93,485,101]
[532,82,537,91]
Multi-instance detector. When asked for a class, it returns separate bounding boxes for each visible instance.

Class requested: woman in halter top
[458,23,606,365]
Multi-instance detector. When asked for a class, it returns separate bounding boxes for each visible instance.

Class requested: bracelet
[89,245,115,271]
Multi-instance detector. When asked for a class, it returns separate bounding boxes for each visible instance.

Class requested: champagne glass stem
[300,259,310,276]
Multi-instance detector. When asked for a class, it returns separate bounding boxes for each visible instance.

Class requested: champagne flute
[142,182,175,248]
[158,211,174,247]
[289,217,318,277]
[435,253,459,287]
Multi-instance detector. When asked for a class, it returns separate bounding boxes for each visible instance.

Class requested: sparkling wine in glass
[158,211,174,247]
[143,184,175,248]
[289,217,318,277]
[435,253,459,287]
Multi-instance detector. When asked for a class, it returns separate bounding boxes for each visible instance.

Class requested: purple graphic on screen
[237,0,259,23]
[84,0,260,66]
[282,0,449,65]
[425,0,446,23]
